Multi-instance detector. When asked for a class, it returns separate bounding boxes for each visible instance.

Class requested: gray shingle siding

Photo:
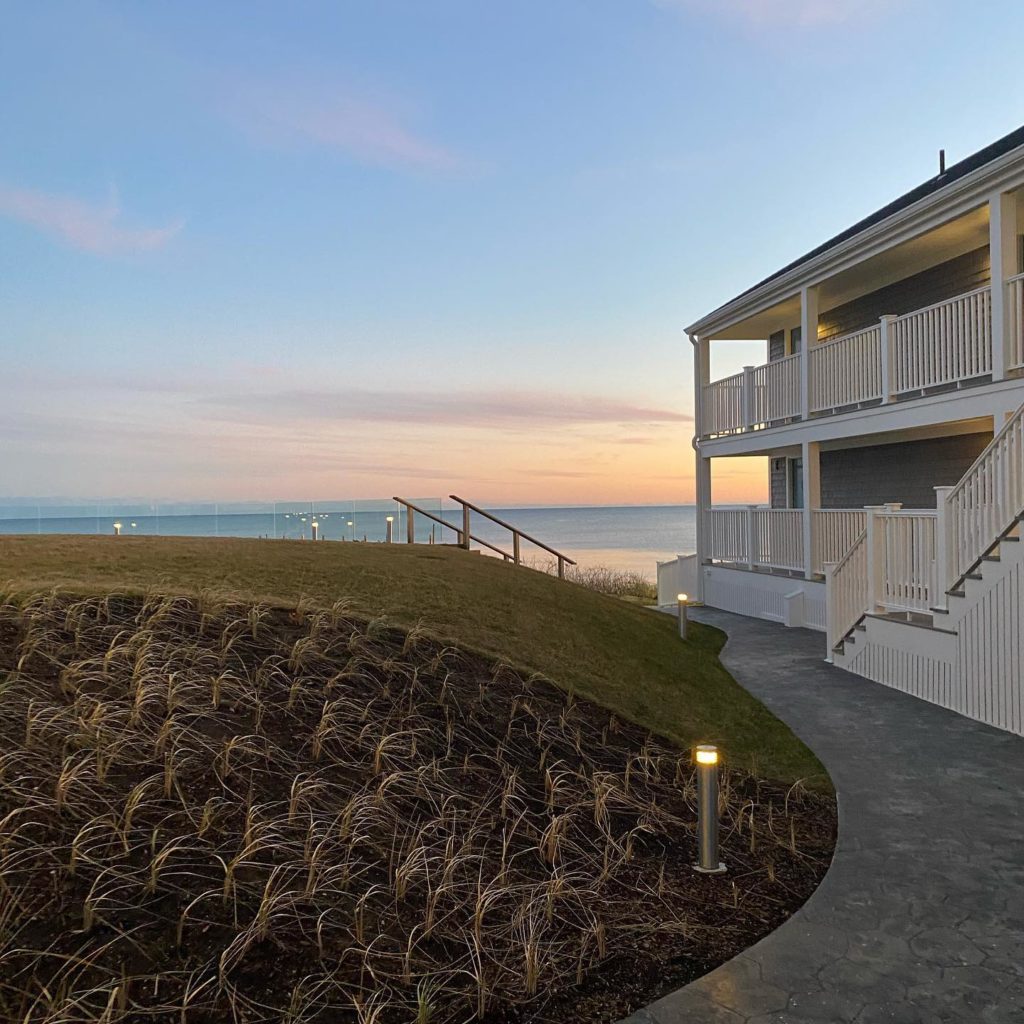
[766,433,992,510]
[817,247,992,342]
[820,434,992,509]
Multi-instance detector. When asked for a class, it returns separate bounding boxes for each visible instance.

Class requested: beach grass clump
[561,563,658,603]
[0,589,835,1024]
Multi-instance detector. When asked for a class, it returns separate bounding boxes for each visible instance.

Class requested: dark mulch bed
[0,591,836,1024]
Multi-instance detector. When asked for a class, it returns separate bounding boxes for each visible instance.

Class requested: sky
[3,0,1024,506]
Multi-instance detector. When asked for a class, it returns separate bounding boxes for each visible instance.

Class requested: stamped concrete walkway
[623,608,1024,1024]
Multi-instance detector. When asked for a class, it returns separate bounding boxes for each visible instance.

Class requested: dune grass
[0,535,827,786]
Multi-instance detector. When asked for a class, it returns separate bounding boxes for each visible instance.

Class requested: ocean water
[0,501,697,579]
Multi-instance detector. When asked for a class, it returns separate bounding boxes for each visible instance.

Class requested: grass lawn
[0,534,827,786]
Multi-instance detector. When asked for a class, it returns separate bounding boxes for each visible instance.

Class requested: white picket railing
[890,286,991,394]
[702,373,745,435]
[825,531,867,653]
[875,510,937,613]
[705,507,750,563]
[939,400,1024,591]
[705,506,804,572]
[812,509,867,575]
[701,287,998,439]
[809,326,882,412]
[752,508,804,571]
[751,353,801,426]
[1009,273,1024,371]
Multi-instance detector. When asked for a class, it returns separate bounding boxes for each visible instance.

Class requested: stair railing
[448,495,577,579]
[935,401,1024,602]
[392,497,514,562]
[824,529,868,655]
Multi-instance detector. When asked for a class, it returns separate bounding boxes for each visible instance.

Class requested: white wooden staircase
[826,400,1024,735]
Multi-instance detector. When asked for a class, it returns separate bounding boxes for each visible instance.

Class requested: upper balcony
[689,132,1024,451]
[700,279,1024,439]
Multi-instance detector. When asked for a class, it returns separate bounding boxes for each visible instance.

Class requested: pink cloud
[654,0,901,27]
[224,77,459,172]
[201,388,692,429]
[0,185,182,255]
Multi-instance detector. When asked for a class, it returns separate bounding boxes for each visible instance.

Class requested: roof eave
[685,140,1024,340]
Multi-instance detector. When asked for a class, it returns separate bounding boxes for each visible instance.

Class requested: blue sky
[4,0,1024,503]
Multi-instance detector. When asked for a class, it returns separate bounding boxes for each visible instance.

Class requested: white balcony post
[989,189,1018,382]
[802,441,821,579]
[742,365,755,429]
[933,485,955,608]
[800,285,818,419]
[692,334,710,436]
[864,506,884,613]
[694,455,711,602]
[746,505,757,570]
[879,314,896,403]
[823,561,837,660]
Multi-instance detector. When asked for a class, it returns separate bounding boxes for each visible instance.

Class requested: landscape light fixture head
[678,593,688,603]
[386,516,394,522]
[695,745,718,765]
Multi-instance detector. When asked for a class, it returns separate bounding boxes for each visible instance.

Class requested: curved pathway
[623,608,1024,1024]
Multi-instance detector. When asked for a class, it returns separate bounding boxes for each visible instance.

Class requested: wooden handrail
[391,498,513,561]
[449,494,577,578]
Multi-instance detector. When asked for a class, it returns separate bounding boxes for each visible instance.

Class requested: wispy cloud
[223,76,459,172]
[202,388,691,429]
[653,0,901,27]
[0,185,182,255]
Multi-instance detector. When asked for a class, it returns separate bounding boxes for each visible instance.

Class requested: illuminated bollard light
[113,522,122,537]
[677,593,689,640]
[385,516,394,544]
[693,745,727,874]
[311,520,319,542]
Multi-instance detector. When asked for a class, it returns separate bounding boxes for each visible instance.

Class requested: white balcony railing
[824,505,938,651]
[890,286,991,394]
[702,372,745,435]
[1009,272,1024,371]
[812,509,867,575]
[809,325,882,412]
[705,506,804,572]
[875,509,937,613]
[700,287,997,438]
[751,353,801,427]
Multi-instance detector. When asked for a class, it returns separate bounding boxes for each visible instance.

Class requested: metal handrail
[392,497,513,561]
[449,494,577,578]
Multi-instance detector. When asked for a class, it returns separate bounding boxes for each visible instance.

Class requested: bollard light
[677,593,689,640]
[311,519,319,542]
[113,521,122,536]
[385,516,394,544]
[693,744,727,874]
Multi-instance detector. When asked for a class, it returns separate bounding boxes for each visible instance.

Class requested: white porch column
[800,285,819,419]
[802,441,821,579]
[690,334,711,603]
[989,188,1019,381]
[693,454,711,602]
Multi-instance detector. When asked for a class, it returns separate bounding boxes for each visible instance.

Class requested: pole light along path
[693,745,727,874]
[677,593,689,640]
[385,516,394,544]
[113,522,122,537]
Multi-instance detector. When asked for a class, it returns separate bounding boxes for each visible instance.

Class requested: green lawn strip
[0,535,830,788]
